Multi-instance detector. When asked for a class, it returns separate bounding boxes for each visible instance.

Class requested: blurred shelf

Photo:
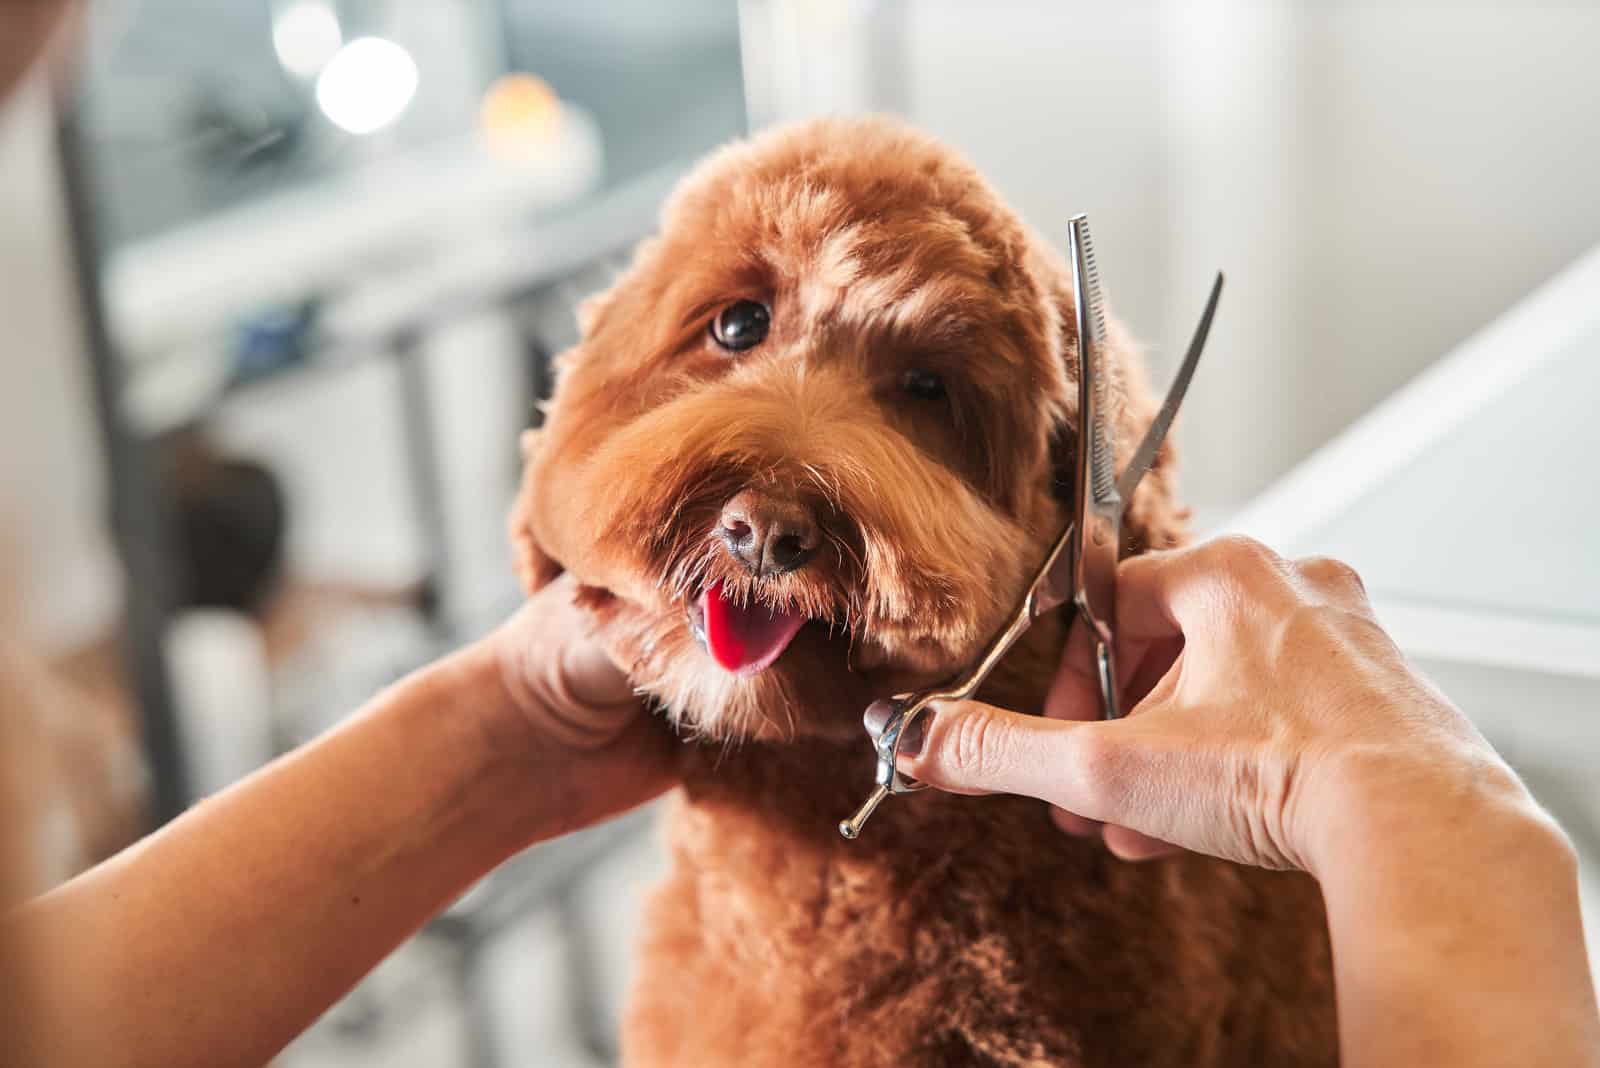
[1366,598,1599,683]
[106,107,603,361]
[118,150,689,437]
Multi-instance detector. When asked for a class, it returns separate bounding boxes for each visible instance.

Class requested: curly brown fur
[511,116,1336,1066]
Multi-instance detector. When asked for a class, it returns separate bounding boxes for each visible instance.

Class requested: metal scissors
[839,214,1223,840]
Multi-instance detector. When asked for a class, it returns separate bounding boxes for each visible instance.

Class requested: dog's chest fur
[620,634,1339,1067]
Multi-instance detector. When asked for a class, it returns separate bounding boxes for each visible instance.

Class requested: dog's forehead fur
[674,119,1061,364]
[579,117,1074,433]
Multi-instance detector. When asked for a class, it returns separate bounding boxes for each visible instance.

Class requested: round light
[479,73,563,161]
[272,1,343,79]
[315,37,419,136]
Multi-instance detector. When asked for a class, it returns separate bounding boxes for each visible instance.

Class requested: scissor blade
[1116,272,1223,502]
[1065,215,1120,661]
[1073,219,1119,511]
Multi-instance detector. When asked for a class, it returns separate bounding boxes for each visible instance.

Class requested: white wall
[1299,3,1600,454]
[0,81,120,650]
[776,0,1600,513]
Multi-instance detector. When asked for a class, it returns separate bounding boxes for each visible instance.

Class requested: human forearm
[5,579,674,1067]
[11,642,539,1068]
[1318,762,1600,1068]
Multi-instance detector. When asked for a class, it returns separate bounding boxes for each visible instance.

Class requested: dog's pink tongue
[702,579,806,675]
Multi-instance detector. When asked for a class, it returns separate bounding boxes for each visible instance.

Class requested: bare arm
[888,536,1600,1068]
[1321,766,1592,1067]
[7,576,677,1068]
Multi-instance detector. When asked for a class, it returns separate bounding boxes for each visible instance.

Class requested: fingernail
[898,705,933,758]
[863,700,932,758]
[863,699,894,742]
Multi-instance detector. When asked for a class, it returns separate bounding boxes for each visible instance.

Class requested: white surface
[166,610,276,798]
[1371,599,1600,683]
[1226,238,1600,562]
[208,357,431,591]
[1226,238,1600,672]
[1160,0,1311,507]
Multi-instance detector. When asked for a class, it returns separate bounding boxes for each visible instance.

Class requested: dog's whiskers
[826,529,865,575]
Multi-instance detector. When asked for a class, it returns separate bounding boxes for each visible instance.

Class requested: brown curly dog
[510,116,1337,1067]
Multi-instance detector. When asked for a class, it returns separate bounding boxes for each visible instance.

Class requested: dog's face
[512,118,1182,742]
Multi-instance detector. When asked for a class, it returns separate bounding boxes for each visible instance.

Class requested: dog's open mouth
[688,579,808,676]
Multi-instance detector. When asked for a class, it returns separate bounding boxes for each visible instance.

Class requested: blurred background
[0,1,1596,1064]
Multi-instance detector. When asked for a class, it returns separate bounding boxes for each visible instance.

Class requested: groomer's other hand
[475,574,680,841]
[890,535,1546,879]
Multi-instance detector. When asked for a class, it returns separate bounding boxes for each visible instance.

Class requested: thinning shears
[839,214,1223,840]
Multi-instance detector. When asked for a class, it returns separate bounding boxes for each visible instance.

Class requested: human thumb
[873,697,1120,820]
[524,630,643,750]
[557,638,638,710]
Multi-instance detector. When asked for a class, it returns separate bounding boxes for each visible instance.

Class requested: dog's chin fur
[510,116,1336,1066]
[570,591,951,746]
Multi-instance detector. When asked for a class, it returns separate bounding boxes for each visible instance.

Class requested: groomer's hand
[894,536,1600,1068]
[890,535,1546,878]
[477,573,680,840]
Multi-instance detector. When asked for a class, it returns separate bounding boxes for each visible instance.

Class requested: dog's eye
[901,369,946,401]
[710,300,771,352]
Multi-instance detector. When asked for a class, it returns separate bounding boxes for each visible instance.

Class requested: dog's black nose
[719,491,820,576]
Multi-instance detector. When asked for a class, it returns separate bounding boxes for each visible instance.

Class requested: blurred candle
[479,73,563,162]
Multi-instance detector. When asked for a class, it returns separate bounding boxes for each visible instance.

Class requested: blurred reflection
[314,36,418,135]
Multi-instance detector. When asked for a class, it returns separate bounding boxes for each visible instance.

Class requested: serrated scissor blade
[1067,216,1119,711]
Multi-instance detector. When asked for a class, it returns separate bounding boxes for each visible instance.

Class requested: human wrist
[408,631,674,848]
[1310,746,1594,1067]
[1308,737,1566,892]
[394,640,558,849]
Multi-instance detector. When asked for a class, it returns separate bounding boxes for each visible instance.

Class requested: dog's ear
[508,241,653,596]
[1047,286,1189,556]
[508,429,563,594]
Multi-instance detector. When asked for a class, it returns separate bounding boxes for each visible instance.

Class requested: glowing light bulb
[315,37,419,136]
[479,73,563,162]
[272,1,342,79]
